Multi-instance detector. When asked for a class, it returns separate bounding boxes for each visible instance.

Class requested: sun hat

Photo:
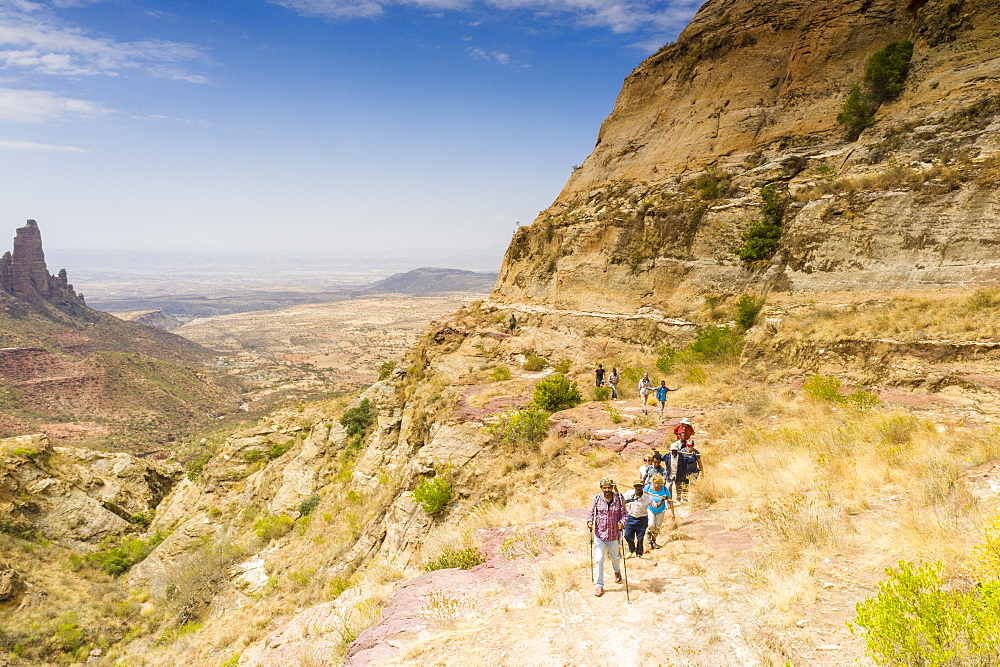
[680,417,691,424]
[599,477,615,487]
[670,442,680,451]
[633,480,644,487]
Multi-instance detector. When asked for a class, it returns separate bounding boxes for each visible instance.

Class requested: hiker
[638,453,666,486]
[682,440,703,480]
[656,381,680,422]
[674,417,694,443]
[587,477,626,597]
[637,373,654,414]
[608,367,620,399]
[595,364,605,388]
[665,442,691,503]
[623,480,652,558]
[508,313,517,333]
[645,473,675,549]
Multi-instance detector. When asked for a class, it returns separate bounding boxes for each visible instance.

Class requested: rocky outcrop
[0,434,180,549]
[0,220,84,309]
[0,561,24,602]
[111,309,183,332]
[494,0,1000,312]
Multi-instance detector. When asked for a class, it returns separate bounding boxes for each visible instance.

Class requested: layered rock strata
[494,0,1000,313]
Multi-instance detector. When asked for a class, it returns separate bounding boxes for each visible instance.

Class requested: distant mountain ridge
[352,267,497,296]
[92,267,498,320]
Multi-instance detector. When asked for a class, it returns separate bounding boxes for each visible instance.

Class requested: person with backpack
[682,440,703,482]
[656,380,680,422]
[665,442,691,503]
[587,477,626,597]
[639,453,667,486]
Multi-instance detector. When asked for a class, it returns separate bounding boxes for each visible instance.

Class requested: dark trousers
[624,515,648,556]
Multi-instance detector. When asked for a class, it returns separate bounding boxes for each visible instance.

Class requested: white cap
[680,417,691,425]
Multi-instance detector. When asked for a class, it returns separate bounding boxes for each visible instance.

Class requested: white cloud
[0,137,85,151]
[0,2,210,82]
[0,87,113,122]
[468,46,512,65]
[272,0,700,35]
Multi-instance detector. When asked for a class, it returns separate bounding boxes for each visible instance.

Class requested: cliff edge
[495,0,1000,312]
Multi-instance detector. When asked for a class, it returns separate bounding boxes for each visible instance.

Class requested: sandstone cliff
[496,0,1000,313]
[0,220,87,316]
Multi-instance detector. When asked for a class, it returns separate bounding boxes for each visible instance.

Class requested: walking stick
[619,535,630,604]
[589,527,594,583]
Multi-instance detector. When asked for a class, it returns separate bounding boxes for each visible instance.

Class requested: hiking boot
[614,572,623,584]
[594,585,604,597]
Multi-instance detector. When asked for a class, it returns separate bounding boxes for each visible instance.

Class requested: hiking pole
[589,527,594,583]
[619,535,630,604]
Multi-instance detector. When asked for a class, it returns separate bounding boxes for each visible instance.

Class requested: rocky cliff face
[495,0,1000,313]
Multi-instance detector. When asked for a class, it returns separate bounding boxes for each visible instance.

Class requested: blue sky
[0,0,702,256]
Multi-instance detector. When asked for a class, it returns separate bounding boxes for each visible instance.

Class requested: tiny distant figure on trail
[623,480,652,558]
[608,367,620,399]
[683,440,703,483]
[656,380,680,422]
[645,473,675,549]
[637,373,654,414]
[665,442,692,503]
[595,363,605,388]
[638,453,666,487]
[587,477,626,597]
[508,313,517,333]
[674,417,694,443]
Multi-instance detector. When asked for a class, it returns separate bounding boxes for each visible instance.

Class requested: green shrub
[533,374,583,412]
[688,326,744,364]
[734,293,766,331]
[267,441,290,459]
[736,184,786,264]
[553,359,571,374]
[298,494,321,516]
[254,515,294,542]
[185,453,213,481]
[413,477,452,515]
[378,361,396,381]
[847,390,880,411]
[79,531,168,576]
[424,547,487,571]
[852,560,1000,666]
[489,366,512,382]
[655,345,678,374]
[803,374,843,401]
[837,40,914,139]
[341,398,375,439]
[594,386,611,401]
[523,353,547,372]
[487,407,550,446]
[604,403,623,424]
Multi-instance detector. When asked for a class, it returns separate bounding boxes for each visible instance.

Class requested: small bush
[487,407,550,446]
[736,185,786,264]
[298,494,321,516]
[254,515,294,542]
[734,293,766,331]
[604,403,623,424]
[424,547,487,571]
[79,531,168,576]
[688,326,744,364]
[489,366,512,382]
[267,441,290,459]
[413,477,452,515]
[553,359,571,374]
[533,374,583,412]
[523,353,547,372]
[341,398,375,440]
[594,386,611,401]
[185,453,213,481]
[803,374,843,402]
[378,361,396,381]
[655,345,678,374]
[852,560,1000,666]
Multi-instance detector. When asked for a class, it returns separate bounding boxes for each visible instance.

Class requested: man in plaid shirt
[587,477,626,597]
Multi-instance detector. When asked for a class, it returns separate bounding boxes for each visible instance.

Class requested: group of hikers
[595,365,679,421]
[586,417,704,597]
